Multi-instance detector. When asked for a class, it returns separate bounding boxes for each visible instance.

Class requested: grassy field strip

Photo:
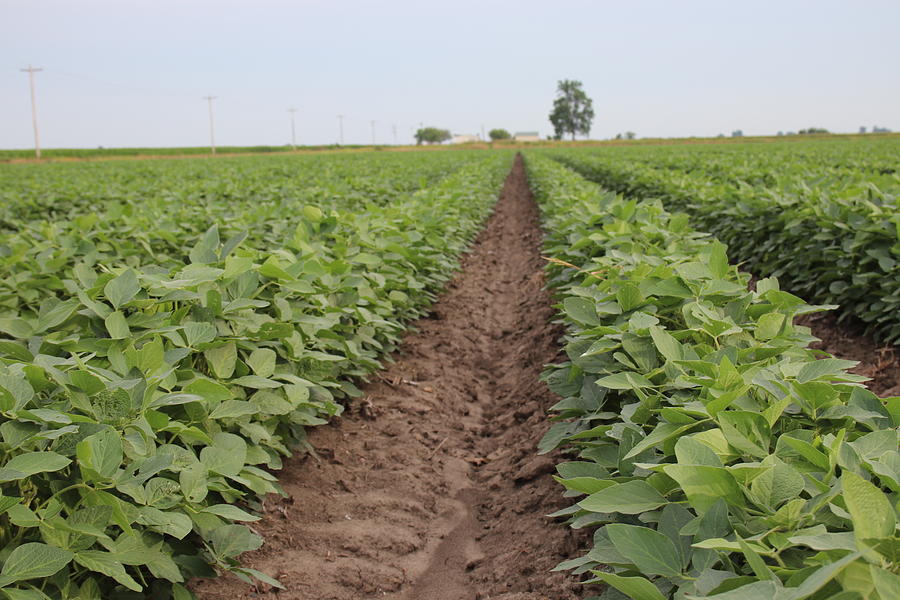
[546,139,900,344]
[524,153,899,600]
[0,152,511,598]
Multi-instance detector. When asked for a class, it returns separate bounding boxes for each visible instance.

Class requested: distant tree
[731,130,744,137]
[548,79,595,141]
[614,133,622,140]
[415,127,451,145]
[624,131,636,140]
[488,128,511,141]
[859,126,867,134]
[798,127,829,134]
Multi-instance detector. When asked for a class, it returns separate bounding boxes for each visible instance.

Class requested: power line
[203,96,217,154]
[20,65,43,159]
[288,107,298,149]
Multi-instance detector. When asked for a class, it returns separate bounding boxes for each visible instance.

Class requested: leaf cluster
[525,153,899,600]
[549,139,900,343]
[0,151,512,598]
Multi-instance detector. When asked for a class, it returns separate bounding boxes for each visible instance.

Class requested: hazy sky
[1,0,898,148]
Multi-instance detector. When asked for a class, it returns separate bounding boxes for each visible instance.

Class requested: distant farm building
[514,131,540,142]
[451,134,480,144]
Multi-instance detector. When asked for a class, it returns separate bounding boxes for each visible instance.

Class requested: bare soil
[191,155,589,600]
[798,313,900,397]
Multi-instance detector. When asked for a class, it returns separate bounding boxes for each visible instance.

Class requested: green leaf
[736,536,775,581]
[590,572,666,600]
[0,452,71,482]
[137,507,192,539]
[596,371,654,390]
[748,458,804,509]
[34,298,80,333]
[663,465,743,512]
[76,428,123,480]
[648,325,683,361]
[104,311,130,339]
[189,224,220,264]
[209,524,263,558]
[616,283,643,311]
[201,504,260,522]
[104,269,140,309]
[179,464,208,504]
[204,342,237,379]
[870,565,900,600]
[708,241,729,279]
[693,580,778,600]
[302,205,323,222]
[780,552,861,600]
[0,376,34,412]
[200,433,247,476]
[1,587,50,600]
[625,422,699,460]
[606,523,682,577]
[675,437,723,467]
[0,543,74,587]
[563,297,603,326]
[75,550,142,592]
[208,400,258,420]
[247,348,276,378]
[578,480,667,514]
[717,411,770,458]
[755,312,785,341]
[788,529,857,552]
[182,322,217,347]
[796,358,859,384]
[841,471,896,542]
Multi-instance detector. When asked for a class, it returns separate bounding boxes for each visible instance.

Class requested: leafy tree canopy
[548,79,595,141]
[488,128,511,141]
[415,127,452,145]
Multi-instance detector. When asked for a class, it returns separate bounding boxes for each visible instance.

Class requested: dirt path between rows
[192,155,588,600]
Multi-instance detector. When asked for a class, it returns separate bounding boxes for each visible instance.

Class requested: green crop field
[545,138,900,342]
[0,150,512,597]
[525,149,899,600]
[0,139,897,600]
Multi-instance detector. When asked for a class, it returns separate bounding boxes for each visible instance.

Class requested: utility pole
[337,114,344,145]
[288,108,298,149]
[370,120,376,145]
[392,124,398,145]
[20,65,43,159]
[481,123,486,142]
[202,96,217,154]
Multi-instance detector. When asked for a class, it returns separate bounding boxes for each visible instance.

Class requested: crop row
[0,152,511,598]
[524,153,899,600]
[0,150,478,229]
[546,143,900,344]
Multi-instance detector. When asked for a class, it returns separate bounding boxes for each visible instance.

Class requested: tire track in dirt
[192,155,587,600]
